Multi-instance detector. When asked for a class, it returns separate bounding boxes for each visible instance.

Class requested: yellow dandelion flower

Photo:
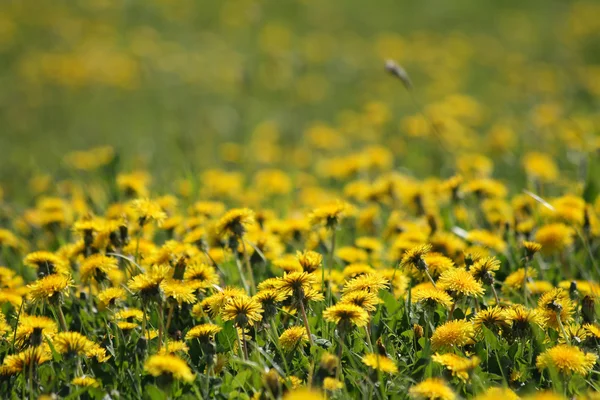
[412,287,454,309]
[72,376,100,387]
[431,353,480,382]
[361,353,398,374]
[323,377,343,391]
[342,274,389,294]
[527,280,554,295]
[308,200,349,228]
[185,324,222,341]
[27,274,73,304]
[217,208,255,237]
[283,388,325,400]
[296,250,322,273]
[323,303,369,328]
[506,305,547,336]
[23,251,69,276]
[144,354,195,382]
[473,306,510,334]
[221,295,263,327]
[183,263,219,290]
[401,244,432,273]
[127,264,171,301]
[504,268,538,291]
[159,340,189,355]
[161,280,197,305]
[339,290,382,312]
[2,346,52,373]
[437,268,485,298]
[15,315,57,347]
[279,326,309,352]
[200,287,246,318]
[274,272,316,300]
[97,287,127,309]
[409,378,456,400]
[535,223,574,255]
[114,308,144,321]
[474,387,519,400]
[523,240,542,258]
[536,344,597,375]
[537,288,574,330]
[431,320,475,350]
[52,332,95,356]
[130,198,167,226]
[469,256,501,284]
[79,254,119,284]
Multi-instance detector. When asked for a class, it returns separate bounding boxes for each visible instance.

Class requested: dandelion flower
[339,290,382,312]
[431,320,475,350]
[72,376,100,388]
[473,306,510,334]
[217,208,255,237]
[296,250,322,273]
[2,346,52,373]
[402,244,432,273]
[361,353,398,374]
[505,305,547,337]
[323,377,343,391]
[185,324,222,341]
[431,353,480,382]
[27,274,73,304]
[131,198,167,226]
[537,288,574,330]
[409,378,456,400]
[161,280,197,305]
[342,274,389,294]
[283,388,325,400]
[412,287,454,310]
[144,354,195,383]
[79,254,119,284]
[536,344,597,375]
[323,303,369,328]
[469,256,500,284]
[308,201,348,228]
[127,264,171,302]
[437,268,485,298]
[535,223,574,255]
[52,332,95,357]
[474,387,519,400]
[221,295,263,327]
[279,326,309,352]
[15,315,57,347]
[97,287,127,309]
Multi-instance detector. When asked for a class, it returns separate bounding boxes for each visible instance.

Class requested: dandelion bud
[385,60,413,90]
[569,281,579,301]
[413,323,424,339]
[582,295,596,324]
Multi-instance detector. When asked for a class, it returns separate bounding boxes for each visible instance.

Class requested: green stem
[56,305,68,331]
[157,302,165,352]
[299,298,314,346]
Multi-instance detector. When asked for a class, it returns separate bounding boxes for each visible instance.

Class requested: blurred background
[0,0,599,196]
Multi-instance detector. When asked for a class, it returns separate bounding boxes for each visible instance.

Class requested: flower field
[1,0,600,399]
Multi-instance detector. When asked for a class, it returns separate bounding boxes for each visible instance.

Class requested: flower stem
[557,313,570,345]
[328,228,337,306]
[157,302,165,352]
[165,304,175,335]
[299,299,314,346]
[424,269,436,288]
[56,305,68,331]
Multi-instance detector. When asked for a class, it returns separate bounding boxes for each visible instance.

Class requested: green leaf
[216,321,238,353]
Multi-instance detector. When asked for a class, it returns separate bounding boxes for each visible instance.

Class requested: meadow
[0,0,600,399]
